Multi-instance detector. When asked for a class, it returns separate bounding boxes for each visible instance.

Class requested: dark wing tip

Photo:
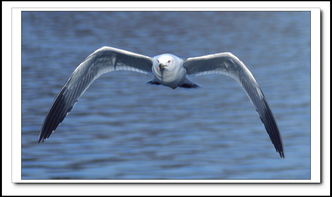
[259,99,284,159]
[38,87,73,143]
[38,131,50,143]
[279,151,285,158]
[38,136,44,143]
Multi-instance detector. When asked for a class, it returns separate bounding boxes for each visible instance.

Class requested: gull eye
[167,60,171,63]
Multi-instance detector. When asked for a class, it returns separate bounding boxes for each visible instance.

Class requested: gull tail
[147,79,161,85]
[178,78,199,88]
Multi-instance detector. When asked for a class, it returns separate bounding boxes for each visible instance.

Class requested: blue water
[21,11,311,180]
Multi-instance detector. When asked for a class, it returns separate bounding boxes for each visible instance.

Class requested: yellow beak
[159,64,166,71]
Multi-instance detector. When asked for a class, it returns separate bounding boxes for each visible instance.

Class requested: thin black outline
[14,8,321,184]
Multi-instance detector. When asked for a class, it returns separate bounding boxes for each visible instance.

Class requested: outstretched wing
[38,46,153,143]
[184,52,284,158]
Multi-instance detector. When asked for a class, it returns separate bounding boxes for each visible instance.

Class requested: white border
[11,7,22,185]
[310,8,321,183]
[3,1,330,196]
[10,3,322,184]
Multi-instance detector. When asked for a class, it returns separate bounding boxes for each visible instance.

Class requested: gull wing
[183,52,284,158]
[38,47,153,143]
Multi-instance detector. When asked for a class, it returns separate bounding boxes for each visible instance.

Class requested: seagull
[38,46,284,158]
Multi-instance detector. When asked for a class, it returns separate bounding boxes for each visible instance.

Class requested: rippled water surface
[22,11,311,180]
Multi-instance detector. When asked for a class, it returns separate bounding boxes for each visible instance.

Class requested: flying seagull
[38,46,284,158]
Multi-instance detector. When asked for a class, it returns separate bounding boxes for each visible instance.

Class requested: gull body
[39,46,285,158]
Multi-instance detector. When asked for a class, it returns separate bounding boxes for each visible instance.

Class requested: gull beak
[159,64,166,71]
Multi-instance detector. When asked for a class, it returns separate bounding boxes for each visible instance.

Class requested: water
[21,11,311,180]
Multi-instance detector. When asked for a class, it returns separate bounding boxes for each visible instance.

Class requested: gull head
[151,53,186,88]
[155,54,178,72]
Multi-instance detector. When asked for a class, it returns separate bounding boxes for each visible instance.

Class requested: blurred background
[21,11,311,180]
